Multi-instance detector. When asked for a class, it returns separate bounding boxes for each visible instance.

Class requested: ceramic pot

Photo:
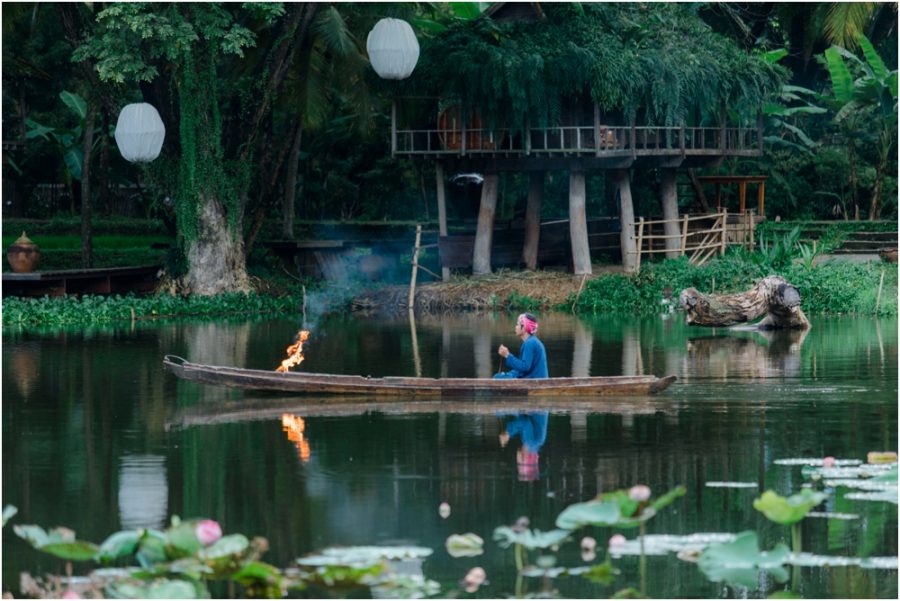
[7,231,40,273]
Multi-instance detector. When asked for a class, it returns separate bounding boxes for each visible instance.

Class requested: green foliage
[2,217,169,236]
[2,291,309,328]
[555,486,686,530]
[698,531,790,589]
[505,290,543,312]
[410,3,787,130]
[492,527,570,550]
[753,490,828,525]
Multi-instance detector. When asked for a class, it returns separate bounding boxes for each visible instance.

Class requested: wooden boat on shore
[163,355,677,397]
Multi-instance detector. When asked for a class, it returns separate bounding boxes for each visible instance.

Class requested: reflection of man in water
[499,412,549,481]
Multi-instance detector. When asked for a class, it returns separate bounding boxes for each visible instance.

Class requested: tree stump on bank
[679,275,810,329]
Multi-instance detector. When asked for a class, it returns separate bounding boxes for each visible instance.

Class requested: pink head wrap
[517,313,538,335]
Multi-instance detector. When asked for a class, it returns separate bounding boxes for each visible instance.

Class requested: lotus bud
[512,515,530,533]
[822,456,836,468]
[463,566,487,592]
[609,534,627,548]
[439,502,451,519]
[195,519,223,546]
[628,484,651,502]
[62,591,81,599]
[580,536,597,562]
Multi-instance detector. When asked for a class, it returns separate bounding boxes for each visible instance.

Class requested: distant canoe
[163,355,676,397]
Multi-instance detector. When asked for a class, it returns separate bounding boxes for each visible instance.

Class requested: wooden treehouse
[393,97,765,278]
[386,2,776,279]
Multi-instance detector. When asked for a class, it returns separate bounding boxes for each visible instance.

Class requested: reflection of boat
[163,355,676,397]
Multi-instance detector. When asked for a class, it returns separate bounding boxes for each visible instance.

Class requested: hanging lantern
[366,18,420,80]
[114,103,165,163]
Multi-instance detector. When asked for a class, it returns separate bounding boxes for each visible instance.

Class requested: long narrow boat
[163,355,676,397]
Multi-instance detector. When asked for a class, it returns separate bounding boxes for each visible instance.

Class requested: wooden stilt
[408,224,422,309]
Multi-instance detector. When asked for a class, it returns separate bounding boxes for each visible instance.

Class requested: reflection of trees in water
[684,328,810,380]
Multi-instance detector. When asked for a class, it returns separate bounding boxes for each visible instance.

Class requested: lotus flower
[609,534,627,548]
[628,484,651,502]
[462,566,486,592]
[822,456,836,468]
[195,519,223,546]
[581,536,597,562]
[439,502,451,519]
[62,591,80,599]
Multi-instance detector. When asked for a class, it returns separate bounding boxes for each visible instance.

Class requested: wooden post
[758,179,765,216]
[593,103,601,157]
[719,104,727,152]
[391,99,397,157]
[630,115,637,160]
[680,214,689,256]
[636,217,645,271]
[472,173,499,275]
[661,169,680,258]
[875,268,885,313]
[409,308,422,377]
[523,171,544,270]
[435,162,450,281]
[749,210,755,249]
[739,181,747,213]
[569,169,591,275]
[408,224,422,308]
[720,208,728,255]
[614,170,638,274]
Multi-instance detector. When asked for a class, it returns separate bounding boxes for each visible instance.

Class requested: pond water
[2,312,898,598]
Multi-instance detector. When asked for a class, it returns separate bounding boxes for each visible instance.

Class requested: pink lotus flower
[62,591,81,599]
[439,502,451,518]
[823,456,836,468]
[195,519,223,546]
[628,484,651,502]
[609,534,627,548]
[462,566,487,592]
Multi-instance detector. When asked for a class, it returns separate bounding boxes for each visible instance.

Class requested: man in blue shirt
[494,313,549,379]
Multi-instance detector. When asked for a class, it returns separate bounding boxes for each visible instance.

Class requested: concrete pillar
[522,171,544,270]
[661,169,680,258]
[472,173,499,275]
[435,162,450,281]
[569,170,591,275]
[612,169,637,273]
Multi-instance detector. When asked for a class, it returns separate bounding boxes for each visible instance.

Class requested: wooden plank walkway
[2,265,161,297]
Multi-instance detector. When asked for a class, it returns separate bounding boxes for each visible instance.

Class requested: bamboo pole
[680,214,689,256]
[720,209,727,255]
[635,217,645,271]
[875,268,885,313]
[408,224,422,309]
[409,308,422,377]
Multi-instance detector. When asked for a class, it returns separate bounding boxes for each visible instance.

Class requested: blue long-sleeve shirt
[504,412,549,452]
[504,335,549,378]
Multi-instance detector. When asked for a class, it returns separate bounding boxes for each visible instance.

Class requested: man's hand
[499,432,510,447]
[497,344,509,358]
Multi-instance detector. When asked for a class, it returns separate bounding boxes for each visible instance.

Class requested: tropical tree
[73,3,317,294]
[823,34,898,219]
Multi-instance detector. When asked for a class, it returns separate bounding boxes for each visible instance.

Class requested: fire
[276,330,310,372]
[281,413,311,462]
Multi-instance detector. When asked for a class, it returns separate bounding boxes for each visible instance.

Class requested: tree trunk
[472,173,499,275]
[847,139,859,220]
[869,133,890,221]
[98,107,110,215]
[522,171,543,270]
[679,275,810,329]
[282,124,302,239]
[687,168,709,212]
[661,168,680,258]
[81,100,96,268]
[569,170,591,275]
[184,197,251,295]
[613,170,637,273]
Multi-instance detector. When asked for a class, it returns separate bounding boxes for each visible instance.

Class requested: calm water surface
[2,313,898,598]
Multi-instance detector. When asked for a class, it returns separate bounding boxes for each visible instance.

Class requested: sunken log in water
[679,275,810,329]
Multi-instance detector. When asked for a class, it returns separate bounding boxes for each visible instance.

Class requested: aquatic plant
[698,531,791,589]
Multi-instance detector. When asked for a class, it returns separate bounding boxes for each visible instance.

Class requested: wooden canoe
[163,355,677,397]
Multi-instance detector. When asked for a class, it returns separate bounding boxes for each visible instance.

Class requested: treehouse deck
[392,122,762,170]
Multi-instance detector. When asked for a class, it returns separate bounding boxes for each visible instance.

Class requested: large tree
[75,3,317,294]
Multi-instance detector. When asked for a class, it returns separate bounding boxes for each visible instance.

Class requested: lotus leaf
[106,578,205,599]
[166,520,203,557]
[97,530,141,563]
[581,559,619,585]
[698,531,790,589]
[14,524,75,548]
[872,464,898,482]
[136,529,169,568]
[445,533,484,557]
[2,505,16,527]
[40,540,101,562]
[371,573,441,599]
[198,534,249,560]
[493,526,570,550]
[753,490,827,525]
[555,499,621,529]
[297,546,432,569]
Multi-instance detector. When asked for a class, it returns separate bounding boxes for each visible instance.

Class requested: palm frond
[314,6,357,58]
[823,2,877,49]
[824,47,854,103]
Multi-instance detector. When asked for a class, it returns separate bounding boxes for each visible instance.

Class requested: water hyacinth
[195,520,223,546]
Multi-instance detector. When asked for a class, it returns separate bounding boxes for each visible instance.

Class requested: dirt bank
[352,267,624,312]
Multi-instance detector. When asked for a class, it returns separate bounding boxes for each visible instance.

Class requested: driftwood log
[679,275,810,329]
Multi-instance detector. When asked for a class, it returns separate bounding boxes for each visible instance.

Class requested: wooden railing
[394,123,761,157]
[632,209,758,269]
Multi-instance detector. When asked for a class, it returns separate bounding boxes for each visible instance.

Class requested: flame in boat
[276,330,310,372]
[281,413,311,462]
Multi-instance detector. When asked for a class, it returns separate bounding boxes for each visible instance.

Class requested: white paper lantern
[366,18,420,80]
[114,102,166,163]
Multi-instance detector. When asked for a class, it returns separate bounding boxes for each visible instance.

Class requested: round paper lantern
[366,18,420,80]
[114,103,165,163]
